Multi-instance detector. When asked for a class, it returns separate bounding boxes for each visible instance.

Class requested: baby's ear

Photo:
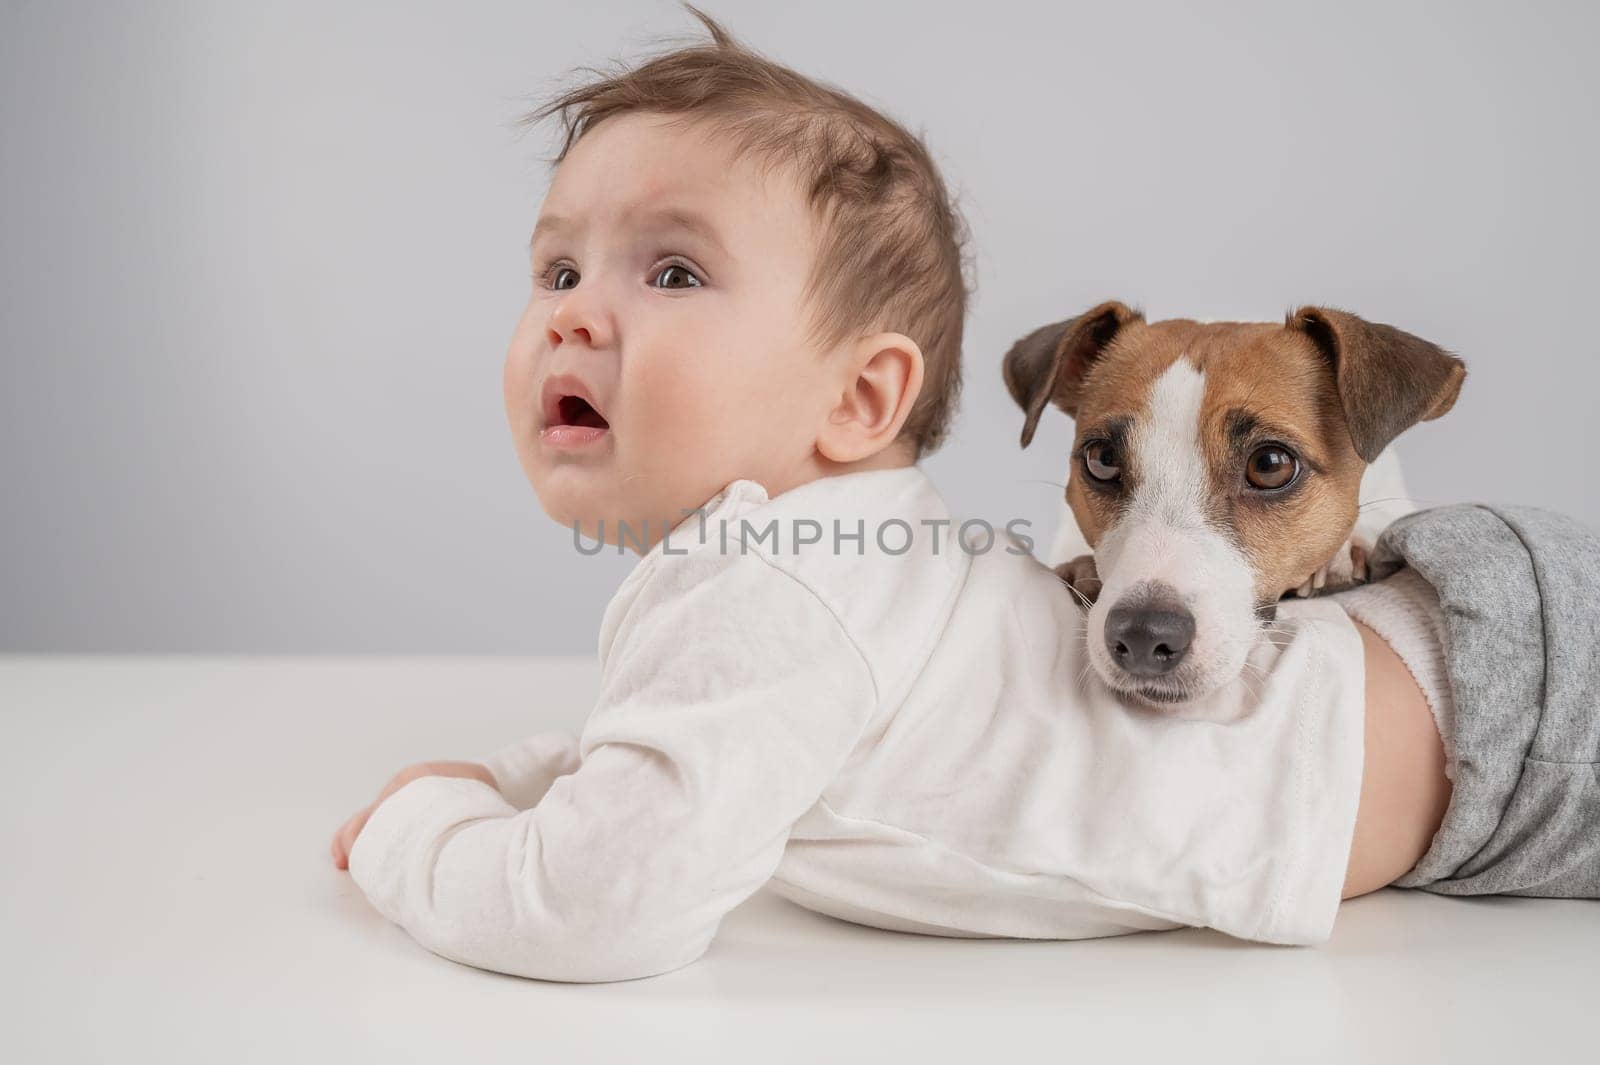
[819,331,925,464]
[1002,301,1141,447]
[1288,306,1467,462]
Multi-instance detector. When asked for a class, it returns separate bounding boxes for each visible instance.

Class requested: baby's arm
[331,733,578,868]
[1342,620,1452,898]
[331,760,497,871]
[479,731,581,810]
[343,555,875,982]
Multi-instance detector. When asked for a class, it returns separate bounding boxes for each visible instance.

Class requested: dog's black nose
[1105,604,1196,677]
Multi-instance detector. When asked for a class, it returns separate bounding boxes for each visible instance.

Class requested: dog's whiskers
[1052,570,1095,611]
[1358,494,1454,511]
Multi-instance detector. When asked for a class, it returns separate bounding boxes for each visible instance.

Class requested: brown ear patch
[1288,306,1466,462]
[1002,300,1142,447]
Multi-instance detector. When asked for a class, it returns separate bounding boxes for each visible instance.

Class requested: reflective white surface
[3,656,1594,1063]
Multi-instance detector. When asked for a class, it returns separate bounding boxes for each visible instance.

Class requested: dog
[1003,302,1465,710]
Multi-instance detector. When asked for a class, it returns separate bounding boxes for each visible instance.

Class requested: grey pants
[1364,504,1600,896]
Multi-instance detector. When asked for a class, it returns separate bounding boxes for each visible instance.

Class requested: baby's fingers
[330,805,374,870]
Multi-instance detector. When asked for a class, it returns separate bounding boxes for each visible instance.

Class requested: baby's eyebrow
[530,213,574,249]
[633,206,728,256]
[529,205,728,257]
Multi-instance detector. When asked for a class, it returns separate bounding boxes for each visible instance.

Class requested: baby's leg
[1356,504,1600,897]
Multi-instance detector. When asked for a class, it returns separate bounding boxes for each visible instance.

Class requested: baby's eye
[551,266,580,291]
[652,263,702,290]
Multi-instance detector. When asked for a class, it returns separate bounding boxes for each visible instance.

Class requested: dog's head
[1004,301,1465,707]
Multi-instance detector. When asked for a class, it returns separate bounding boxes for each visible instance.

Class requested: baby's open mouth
[555,394,609,430]
[540,381,611,450]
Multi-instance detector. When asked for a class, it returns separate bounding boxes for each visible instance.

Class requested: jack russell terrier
[1003,302,1465,710]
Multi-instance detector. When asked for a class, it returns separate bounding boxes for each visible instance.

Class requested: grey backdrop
[3,0,1596,654]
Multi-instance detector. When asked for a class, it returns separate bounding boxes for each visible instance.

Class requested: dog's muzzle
[1104,593,1196,678]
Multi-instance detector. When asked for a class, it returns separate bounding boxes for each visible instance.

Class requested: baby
[330,14,1599,981]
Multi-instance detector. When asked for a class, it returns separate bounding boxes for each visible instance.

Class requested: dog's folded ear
[1288,307,1467,463]
[1003,301,1142,447]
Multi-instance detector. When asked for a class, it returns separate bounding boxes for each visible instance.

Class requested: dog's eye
[1083,440,1122,483]
[1246,444,1299,490]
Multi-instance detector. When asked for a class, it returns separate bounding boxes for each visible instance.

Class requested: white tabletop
[3,656,1595,1063]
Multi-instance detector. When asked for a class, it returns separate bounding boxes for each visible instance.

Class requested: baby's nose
[549,324,593,347]
[546,287,612,350]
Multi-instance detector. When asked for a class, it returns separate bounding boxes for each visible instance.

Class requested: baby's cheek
[502,359,527,426]
[502,322,542,422]
[623,354,764,517]
[629,357,727,446]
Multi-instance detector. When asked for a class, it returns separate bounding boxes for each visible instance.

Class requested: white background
[4,0,1597,652]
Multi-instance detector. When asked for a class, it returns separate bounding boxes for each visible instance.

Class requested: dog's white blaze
[1125,360,1210,540]
[1088,359,1259,701]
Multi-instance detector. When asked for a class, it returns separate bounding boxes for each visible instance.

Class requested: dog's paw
[1291,537,1371,598]
[1054,553,1102,609]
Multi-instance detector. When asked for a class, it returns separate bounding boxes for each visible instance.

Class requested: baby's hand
[1290,537,1371,599]
[330,760,499,870]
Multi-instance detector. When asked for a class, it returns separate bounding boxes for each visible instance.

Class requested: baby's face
[505,113,840,548]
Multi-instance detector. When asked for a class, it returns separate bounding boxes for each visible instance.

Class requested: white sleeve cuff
[1334,568,1456,776]
[346,775,517,926]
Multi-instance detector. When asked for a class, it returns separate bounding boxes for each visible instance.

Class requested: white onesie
[347,465,1368,982]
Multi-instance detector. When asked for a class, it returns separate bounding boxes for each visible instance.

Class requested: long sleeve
[480,731,581,811]
[347,549,878,982]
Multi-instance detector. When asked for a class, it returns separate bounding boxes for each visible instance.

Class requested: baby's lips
[541,423,610,449]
